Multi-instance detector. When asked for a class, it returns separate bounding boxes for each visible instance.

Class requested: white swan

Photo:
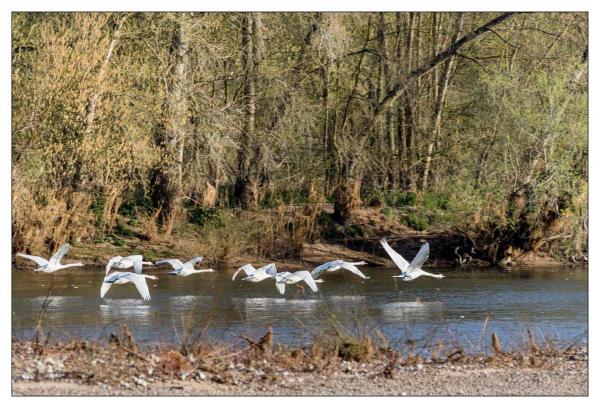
[17,243,83,273]
[105,255,152,275]
[275,270,319,294]
[380,238,444,280]
[310,259,369,282]
[101,272,158,301]
[232,263,277,282]
[155,256,215,276]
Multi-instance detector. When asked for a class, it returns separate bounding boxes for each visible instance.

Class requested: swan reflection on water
[99,299,152,322]
[380,300,443,320]
[327,295,366,303]
[167,294,213,309]
[238,297,320,314]
[32,295,81,309]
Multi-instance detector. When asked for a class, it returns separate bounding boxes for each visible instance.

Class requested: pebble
[134,377,148,387]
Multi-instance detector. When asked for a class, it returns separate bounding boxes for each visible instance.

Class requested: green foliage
[90,196,105,227]
[345,224,364,238]
[395,192,417,207]
[404,210,430,231]
[187,206,223,228]
[142,249,158,259]
[382,206,393,220]
[422,193,450,210]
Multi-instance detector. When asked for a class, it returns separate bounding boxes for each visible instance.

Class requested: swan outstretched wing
[127,255,144,274]
[339,261,368,279]
[183,257,203,268]
[264,263,278,278]
[380,239,409,272]
[408,243,430,272]
[156,259,185,270]
[128,273,151,301]
[49,243,71,264]
[105,256,123,275]
[310,261,332,280]
[16,253,49,267]
[232,264,256,281]
[101,272,123,298]
[294,271,319,293]
[275,272,292,282]
[100,281,113,298]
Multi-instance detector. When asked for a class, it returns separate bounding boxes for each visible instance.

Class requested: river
[12,265,587,352]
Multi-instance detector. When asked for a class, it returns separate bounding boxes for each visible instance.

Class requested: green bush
[345,224,364,238]
[423,192,450,210]
[395,191,417,207]
[187,206,223,228]
[404,210,429,231]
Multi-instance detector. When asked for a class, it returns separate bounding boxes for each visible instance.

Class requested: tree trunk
[153,13,191,234]
[421,13,464,191]
[235,14,261,210]
[333,178,362,224]
[374,12,517,117]
[83,13,128,137]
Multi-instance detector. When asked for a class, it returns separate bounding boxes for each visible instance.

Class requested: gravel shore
[11,340,587,396]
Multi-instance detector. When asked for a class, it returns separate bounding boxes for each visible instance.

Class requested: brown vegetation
[12,12,587,264]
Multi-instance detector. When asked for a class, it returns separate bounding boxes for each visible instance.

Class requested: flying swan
[310,259,369,282]
[232,263,278,282]
[101,272,158,301]
[17,243,83,273]
[155,257,215,276]
[105,255,152,275]
[380,238,444,281]
[275,270,319,295]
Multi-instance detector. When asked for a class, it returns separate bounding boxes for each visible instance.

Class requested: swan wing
[408,243,430,272]
[339,261,369,279]
[127,273,151,301]
[276,282,286,294]
[156,259,184,269]
[49,243,72,264]
[264,263,278,278]
[232,264,255,281]
[100,282,113,298]
[183,257,203,268]
[126,255,144,274]
[310,261,332,280]
[275,272,292,283]
[295,270,319,293]
[380,239,409,273]
[16,253,49,267]
[100,271,123,298]
[105,256,123,274]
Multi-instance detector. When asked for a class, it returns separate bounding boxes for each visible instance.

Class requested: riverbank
[13,206,585,271]
[11,339,587,396]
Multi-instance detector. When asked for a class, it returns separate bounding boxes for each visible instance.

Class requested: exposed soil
[11,340,587,396]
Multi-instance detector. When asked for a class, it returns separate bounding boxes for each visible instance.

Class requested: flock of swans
[16,238,444,301]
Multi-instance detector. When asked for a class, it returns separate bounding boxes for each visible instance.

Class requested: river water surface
[12,265,587,351]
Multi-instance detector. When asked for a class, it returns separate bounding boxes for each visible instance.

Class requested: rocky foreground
[11,337,587,396]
